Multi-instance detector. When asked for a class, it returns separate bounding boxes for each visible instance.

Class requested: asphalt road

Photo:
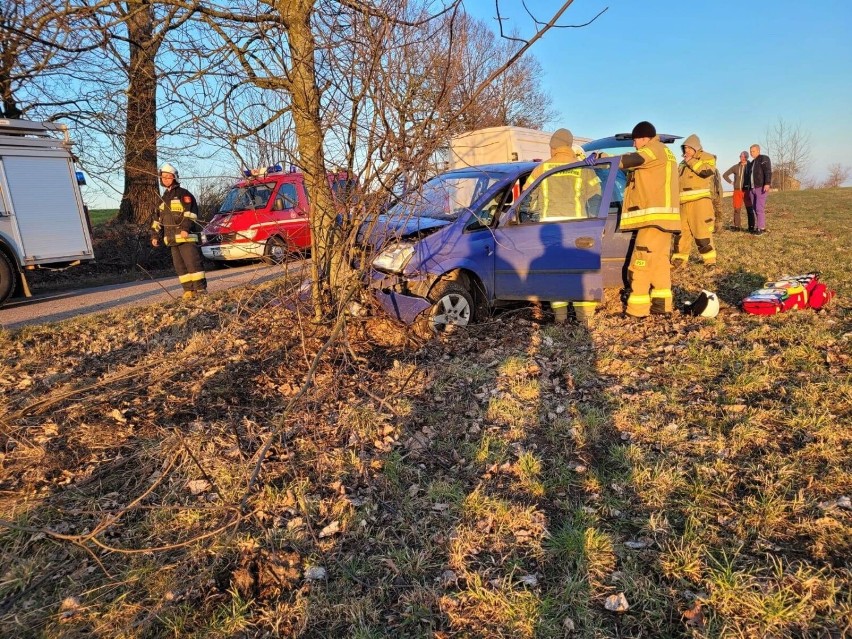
[0,261,304,331]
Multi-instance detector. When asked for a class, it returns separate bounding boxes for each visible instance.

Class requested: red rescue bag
[741,273,834,315]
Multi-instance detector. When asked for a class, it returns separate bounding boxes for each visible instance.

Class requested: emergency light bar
[241,163,285,178]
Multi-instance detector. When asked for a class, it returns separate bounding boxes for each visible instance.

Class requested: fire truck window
[277,183,298,209]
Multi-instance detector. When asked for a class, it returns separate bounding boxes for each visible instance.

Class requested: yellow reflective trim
[573,301,598,308]
[151,221,162,230]
[551,301,569,309]
[187,271,205,281]
[627,294,651,304]
[665,160,673,208]
[178,273,193,283]
[651,289,672,298]
[672,253,689,261]
[170,202,184,212]
[621,208,681,227]
[639,146,656,160]
[174,234,199,243]
[183,212,198,220]
[680,189,712,203]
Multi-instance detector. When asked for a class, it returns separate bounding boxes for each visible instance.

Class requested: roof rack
[0,118,72,150]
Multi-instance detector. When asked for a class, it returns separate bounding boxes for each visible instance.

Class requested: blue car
[360,135,680,332]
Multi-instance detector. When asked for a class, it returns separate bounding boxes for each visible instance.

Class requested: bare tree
[0,0,91,119]
[763,118,811,191]
[187,0,583,320]
[443,14,556,132]
[822,163,851,188]
[65,1,205,225]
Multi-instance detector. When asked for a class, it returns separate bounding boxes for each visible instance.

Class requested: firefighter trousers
[673,199,716,265]
[626,227,673,317]
[170,243,207,292]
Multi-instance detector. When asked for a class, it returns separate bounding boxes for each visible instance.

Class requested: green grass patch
[88,208,119,226]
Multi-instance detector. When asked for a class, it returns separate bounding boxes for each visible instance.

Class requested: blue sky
[463,0,852,185]
[83,0,851,208]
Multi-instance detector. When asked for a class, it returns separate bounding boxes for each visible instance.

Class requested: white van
[0,119,94,305]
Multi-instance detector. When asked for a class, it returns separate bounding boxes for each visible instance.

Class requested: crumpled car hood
[357,213,450,250]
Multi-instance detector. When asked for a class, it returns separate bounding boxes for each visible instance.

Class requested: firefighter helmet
[159,162,179,181]
[684,290,720,318]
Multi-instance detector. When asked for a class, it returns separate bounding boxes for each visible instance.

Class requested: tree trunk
[118,2,160,226]
[284,0,341,321]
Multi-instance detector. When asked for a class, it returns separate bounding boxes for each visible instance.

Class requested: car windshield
[386,172,503,221]
[219,181,276,213]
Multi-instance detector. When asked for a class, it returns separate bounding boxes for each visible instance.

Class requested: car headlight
[372,243,415,273]
[201,233,208,243]
[241,228,258,240]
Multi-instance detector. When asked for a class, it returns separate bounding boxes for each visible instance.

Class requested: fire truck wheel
[264,235,289,264]
[0,251,16,305]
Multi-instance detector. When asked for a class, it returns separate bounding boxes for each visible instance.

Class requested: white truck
[448,125,590,169]
[0,118,94,306]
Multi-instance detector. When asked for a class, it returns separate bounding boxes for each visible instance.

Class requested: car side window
[517,166,603,224]
[276,183,298,210]
[466,187,512,231]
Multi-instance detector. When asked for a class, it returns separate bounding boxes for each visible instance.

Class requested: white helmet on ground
[684,290,720,318]
[159,162,179,181]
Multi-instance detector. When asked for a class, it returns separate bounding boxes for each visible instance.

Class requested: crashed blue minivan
[359,135,680,331]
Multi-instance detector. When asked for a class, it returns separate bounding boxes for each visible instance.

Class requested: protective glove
[583,152,599,166]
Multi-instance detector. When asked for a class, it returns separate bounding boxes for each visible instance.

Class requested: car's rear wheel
[422,280,474,334]
[264,235,289,264]
[0,252,17,306]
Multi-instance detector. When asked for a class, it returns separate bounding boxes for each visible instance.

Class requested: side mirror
[76,171,87,186]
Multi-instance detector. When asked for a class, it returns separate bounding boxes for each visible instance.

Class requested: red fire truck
[200,165,354,264]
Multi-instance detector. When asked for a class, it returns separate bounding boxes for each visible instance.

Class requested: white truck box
[0,118,94,305]
[449,126,590,170]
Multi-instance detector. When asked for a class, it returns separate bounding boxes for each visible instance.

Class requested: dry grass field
[0,188,849,638]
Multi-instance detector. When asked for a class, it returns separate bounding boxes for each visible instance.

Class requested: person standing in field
[151,163,208,299]
[723,151,749,231]
[671,134,717,269]
[743,144,772,235]
[615,121,681,318]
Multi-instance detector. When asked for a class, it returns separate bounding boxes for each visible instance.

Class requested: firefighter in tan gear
[672,134,717,268]
[522,128,601,323]
[616,121,681,318]
[151,163,207,299]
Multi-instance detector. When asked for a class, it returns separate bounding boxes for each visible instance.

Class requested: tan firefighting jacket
[679,134,717,203]
[618,136,680,232]
[524,147,599,219]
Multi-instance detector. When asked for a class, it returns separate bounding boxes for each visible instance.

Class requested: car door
[492,161,617,302]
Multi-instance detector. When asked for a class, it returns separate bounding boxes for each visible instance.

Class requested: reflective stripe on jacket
[679,150,717,203]
[152,185,200,246]
[619,137,680,232]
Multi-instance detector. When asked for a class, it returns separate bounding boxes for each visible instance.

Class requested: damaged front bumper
[368,270,432,325]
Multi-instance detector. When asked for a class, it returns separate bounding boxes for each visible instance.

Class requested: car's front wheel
[264,235,289,264]
[423,280,474,334]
